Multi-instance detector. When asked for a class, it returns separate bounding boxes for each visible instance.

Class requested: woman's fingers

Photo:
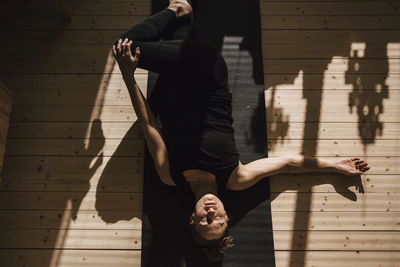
[125,41,139,63]
[134,47,141,61]
[112,45,117,57]
[355,160,364,166]
[113,38,139,71]
[357,162,369,173]
[122,38,129,57]
[125,40,133,57]
[358,162,368,169]
[115,38,135,59]
[116,39,123,55]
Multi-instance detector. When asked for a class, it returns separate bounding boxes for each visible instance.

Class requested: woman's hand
[335,158,370,176]
[112,38,140,80]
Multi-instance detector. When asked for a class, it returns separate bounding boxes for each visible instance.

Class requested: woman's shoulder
[226,161,246,190]
[159,169,178,187]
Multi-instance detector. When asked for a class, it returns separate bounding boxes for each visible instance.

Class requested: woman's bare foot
[168,0,192,18]
[335,158,370,176]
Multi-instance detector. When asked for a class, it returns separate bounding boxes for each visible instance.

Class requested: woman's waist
[171,132,239,171]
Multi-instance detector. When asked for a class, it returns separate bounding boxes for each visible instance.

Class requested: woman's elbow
[281,155,304,173]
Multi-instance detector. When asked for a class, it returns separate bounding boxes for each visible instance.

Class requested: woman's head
[189,194,234,260]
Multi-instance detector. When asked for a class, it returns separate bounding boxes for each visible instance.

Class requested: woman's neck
[183,170,218,201]
[190,181,218,202]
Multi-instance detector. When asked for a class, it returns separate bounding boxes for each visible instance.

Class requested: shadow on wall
[270,173,365,203]
[95,122,144,223]
[262,3,398,267]
[264,86,290,152]
[0,4,129,266]
[346,43,389,147]
[265,33,394,153]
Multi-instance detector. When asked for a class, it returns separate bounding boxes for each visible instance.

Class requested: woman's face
[190,194,229,243]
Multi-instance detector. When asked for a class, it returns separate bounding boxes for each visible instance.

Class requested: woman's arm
[113,39,176,186]
[227,156,370,191]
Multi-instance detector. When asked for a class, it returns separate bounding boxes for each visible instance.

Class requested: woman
[112,0,370,259]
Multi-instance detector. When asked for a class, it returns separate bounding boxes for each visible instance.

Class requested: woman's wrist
[332,159,346,175]
[122,71,136,86]
[323,159,340,173]
[167,6,179,17]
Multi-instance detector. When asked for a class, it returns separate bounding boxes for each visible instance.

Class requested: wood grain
[7,122,142,139]
[272,211,400,231]
[275,251,400,267]
[0,83,13,172]
[5,139,144,156]
[273,230,400,250]
[10,106,136,122]
[271,192,400,212]
[1,155,144,192]
[0,0,151,265]
[0,249,141,267]
[0,229,141,249]
[262,29,400,44]
[260,2,400,16]
[261,16,400,30]
[261,0,400,266]
[0,191,143,211]
[0,210,142,230]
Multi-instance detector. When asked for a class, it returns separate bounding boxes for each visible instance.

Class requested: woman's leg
[113,9,177,45]
[133,40,225,83]
[113,8,225,84]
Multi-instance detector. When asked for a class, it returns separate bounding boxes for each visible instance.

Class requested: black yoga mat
[142,1,275,266]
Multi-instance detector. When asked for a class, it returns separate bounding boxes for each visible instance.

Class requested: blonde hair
[217,236,234,255]
[189,212,234,260]
[200,236,234,261]
[191,229,234,261]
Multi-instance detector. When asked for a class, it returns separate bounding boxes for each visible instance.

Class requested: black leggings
[113,8,228,87]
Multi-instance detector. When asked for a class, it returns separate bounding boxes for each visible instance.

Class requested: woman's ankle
[167,0,192,18]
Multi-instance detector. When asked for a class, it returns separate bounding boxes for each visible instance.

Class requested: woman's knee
[180,41,228,84]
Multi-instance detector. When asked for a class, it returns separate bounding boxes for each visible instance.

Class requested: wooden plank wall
[0,82,13,174]
[260,0,400,266]
[1,1,400,266]
[0,0,151,266]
